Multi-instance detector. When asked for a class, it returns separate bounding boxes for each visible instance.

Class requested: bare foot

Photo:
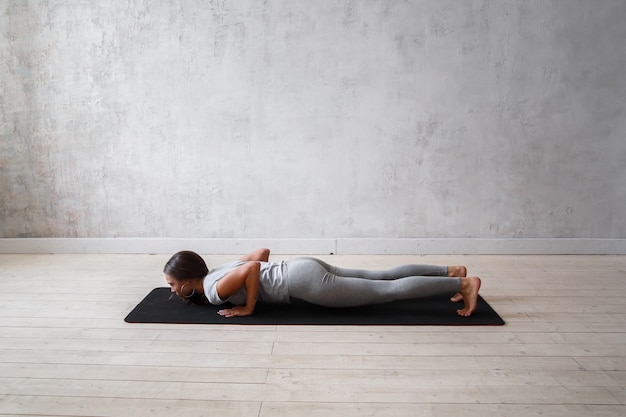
[457,277,481,317]
[447,266,467,277]
[448,266,467,303]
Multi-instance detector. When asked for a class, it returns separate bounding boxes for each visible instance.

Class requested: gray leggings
[285,257,461,307]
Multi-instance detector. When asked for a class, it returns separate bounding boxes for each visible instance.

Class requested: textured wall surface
[1,0,625,239]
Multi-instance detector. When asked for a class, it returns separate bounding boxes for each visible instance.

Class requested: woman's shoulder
[207,261,245,277]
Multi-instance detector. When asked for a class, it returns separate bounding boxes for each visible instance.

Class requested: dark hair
[164,251,209,305]
[163,251,209,281]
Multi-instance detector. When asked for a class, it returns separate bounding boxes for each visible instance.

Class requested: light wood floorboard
[0,254,625,416]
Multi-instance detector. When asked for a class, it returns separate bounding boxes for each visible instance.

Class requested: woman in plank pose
[164,248,481,317]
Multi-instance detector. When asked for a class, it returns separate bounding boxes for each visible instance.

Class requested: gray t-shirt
[203,261,290,305]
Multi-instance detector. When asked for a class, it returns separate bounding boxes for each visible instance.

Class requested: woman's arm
[239,248,270,262]
[216,262,260,317]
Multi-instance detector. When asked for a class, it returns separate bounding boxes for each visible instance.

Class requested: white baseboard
[0,238,624,255]
[336,238,626,255]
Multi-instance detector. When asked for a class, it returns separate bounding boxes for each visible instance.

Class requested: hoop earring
[181,283,196,299]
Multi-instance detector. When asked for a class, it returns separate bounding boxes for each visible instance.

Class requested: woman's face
[165,274,187,298]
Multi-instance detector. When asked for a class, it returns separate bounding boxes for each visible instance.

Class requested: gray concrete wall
[1,1,625,243]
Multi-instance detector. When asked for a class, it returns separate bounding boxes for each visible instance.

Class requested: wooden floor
[0,254,625,416]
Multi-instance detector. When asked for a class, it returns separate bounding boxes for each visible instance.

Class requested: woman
[164,248,481,318]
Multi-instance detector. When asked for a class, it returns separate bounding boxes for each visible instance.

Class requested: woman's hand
[217,306,254,318]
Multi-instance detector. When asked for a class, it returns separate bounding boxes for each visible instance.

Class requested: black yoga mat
[125,288,504,325]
